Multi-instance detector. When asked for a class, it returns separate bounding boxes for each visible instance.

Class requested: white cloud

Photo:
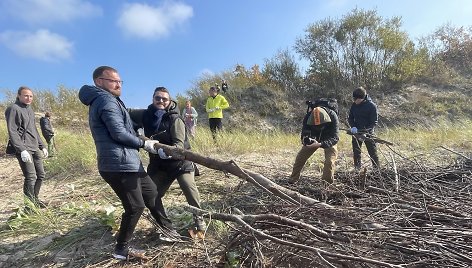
[0,29,73,62]
[117,2,193,39]
[1,0,102,24]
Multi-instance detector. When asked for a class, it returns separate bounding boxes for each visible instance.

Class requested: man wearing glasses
[128,87,206,236]
[79,66,175,260]
[348,86,379,169]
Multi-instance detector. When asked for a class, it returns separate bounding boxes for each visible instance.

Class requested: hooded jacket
[78,85,145,172]
[5,99,45,153]
[348,95,378,132]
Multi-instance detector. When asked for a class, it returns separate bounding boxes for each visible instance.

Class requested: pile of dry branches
[159,143,472,267]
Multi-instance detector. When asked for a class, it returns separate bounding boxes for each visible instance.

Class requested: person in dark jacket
[78,66,178,260]
[129,87,206,233]
[348,86,379,169]
[39,112,55,156]
[221,79,228,93]
[289,105,339,184]
[5,86,48,208]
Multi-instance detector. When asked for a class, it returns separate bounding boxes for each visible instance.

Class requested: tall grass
[190,127,299,156]
[44,128,97,178]
[380,119,472,156]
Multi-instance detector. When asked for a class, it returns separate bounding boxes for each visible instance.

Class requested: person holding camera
[288,105,339,184]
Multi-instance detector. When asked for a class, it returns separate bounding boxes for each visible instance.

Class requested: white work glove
[158,148,172,159]
[42,148,49,158]
[143,140,159,154]
[215,106,220,110]
[20,150,32,163]
[351,127,358,134]
[208,108,215,113]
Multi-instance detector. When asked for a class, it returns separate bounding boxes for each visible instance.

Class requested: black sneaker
[112,246,147,260]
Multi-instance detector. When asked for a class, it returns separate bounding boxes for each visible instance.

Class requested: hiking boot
[194,216,206,231]
[113,246,147,260]
[288,176,299,184]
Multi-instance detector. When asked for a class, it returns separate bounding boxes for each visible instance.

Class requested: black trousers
[99,171,173,247]
[352,137,379,168]
[209,118,222,140]
[16,149,45,202]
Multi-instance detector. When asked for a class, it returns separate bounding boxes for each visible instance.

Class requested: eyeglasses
[98,77,123,85]
[154,96,169,102]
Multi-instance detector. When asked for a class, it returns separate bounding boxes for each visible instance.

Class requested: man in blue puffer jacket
[348,86,379,169]
[79,66,178,260]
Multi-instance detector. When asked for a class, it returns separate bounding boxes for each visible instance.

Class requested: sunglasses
[154,96,169,102]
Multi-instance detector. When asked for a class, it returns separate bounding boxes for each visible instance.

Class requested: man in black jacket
[289,105,339,184]
[348,86,379,169]
[40,112,55,156]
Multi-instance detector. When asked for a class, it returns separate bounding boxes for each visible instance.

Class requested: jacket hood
[79,85,112,106]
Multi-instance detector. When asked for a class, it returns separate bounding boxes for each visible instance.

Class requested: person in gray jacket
[5,86,48,208]
[79,66,179,260]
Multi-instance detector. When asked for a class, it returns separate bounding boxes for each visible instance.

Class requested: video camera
[302,136,317,146]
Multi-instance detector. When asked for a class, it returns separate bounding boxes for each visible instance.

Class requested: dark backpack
[300,98,338,143]
[305,98,339,115]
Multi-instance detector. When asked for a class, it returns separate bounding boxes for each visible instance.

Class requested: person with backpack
[129,87,206,234]
[5,86,48,209]
[348,87,379,169]
[39,112,56,156]
[288,99,339,184]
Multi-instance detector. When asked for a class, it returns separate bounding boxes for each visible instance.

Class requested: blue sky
[1,0,471,108]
